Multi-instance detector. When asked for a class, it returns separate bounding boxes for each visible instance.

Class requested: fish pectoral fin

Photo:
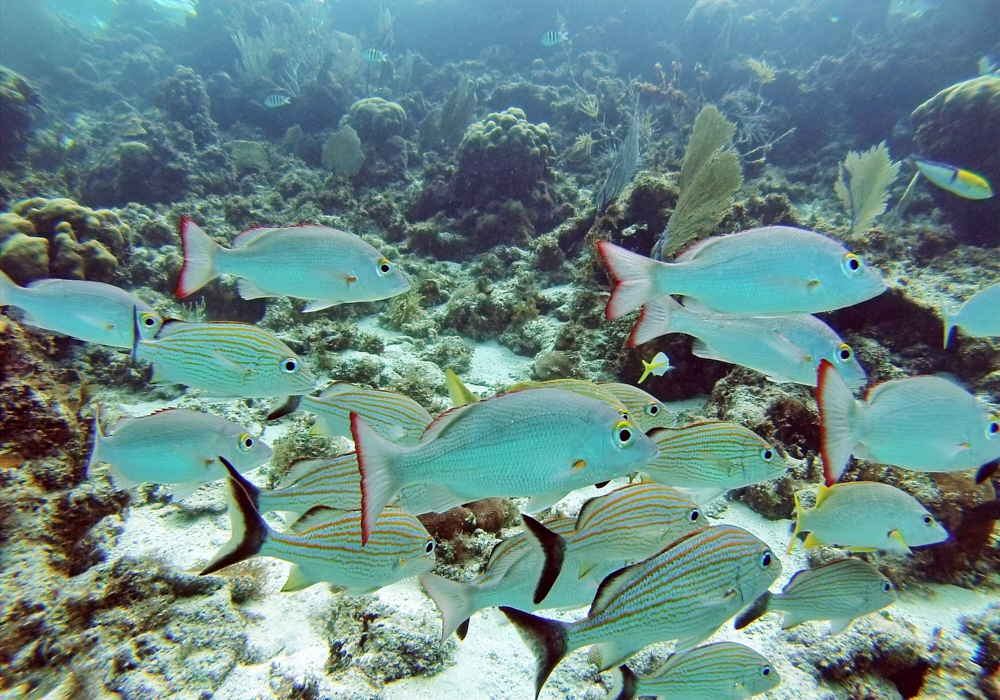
[524,490,569,513]
[281,564,316,592]
[780,612,809,630]
[886,529,912,555]
[577,559,598,579]
[302,300,340,312]
[167,481,203,502]
[236,278,273,300]
[827,618,855,635]
[673,629,714,653]
[679,486,727,506]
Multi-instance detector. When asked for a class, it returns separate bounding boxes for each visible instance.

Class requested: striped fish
[506,379,632,419]
[643,422,789,502]
[268,382,432,444]
[502,524,782,698]
[420,516,581,641]
[256,453,362,516]
[570,482,707,578]
[202,458,436,595]
[609,642,780,700]
[600,383,674,431]
[735,557,896,635]
[134,319,316,397]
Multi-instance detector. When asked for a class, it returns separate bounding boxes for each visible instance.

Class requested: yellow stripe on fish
[256,453,363,516]
[912,158,994,200]
[600,383,675,431]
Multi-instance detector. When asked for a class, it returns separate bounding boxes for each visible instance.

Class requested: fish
[638,351,673,383]
[88,406,272,499]
[599,382,675,431]
[444,367,481,406]
[420,516,577,641]
[569,482,708,578]
[501,524,781,698]
[608,642,780,700]
[541,30,569,47]
[642,422,789,503]
[912,158,994,200]
[818,360,1000,485]
[505,378,633,420]
[176,218,410,310]
[734,557,897,635]
[0,271,162,348]
[263,94,291,108]
[351,386,658,544]
[789,481,949,555]
[133,318,317,398]
[268,382,432,444]
[254,453,362,516]
[202,458,436,595]
[597,226,887,319]
[632,296,867,388]
[362,48,388,63]
[942,281,1000,347]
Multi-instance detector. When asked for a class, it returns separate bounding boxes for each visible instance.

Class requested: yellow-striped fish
[256,453,362,516]
[609,642,780,700]
[638,351,673,383]
[268,382,432,444]
[570,482,707,578]
[912,158,994,200]
[600,383,675,431]
[735,557,896,635]
[202,458,436,595]
[133,318,316,397]
[643,422,789,502]
[505,378,632,419]
[502,524,781,698]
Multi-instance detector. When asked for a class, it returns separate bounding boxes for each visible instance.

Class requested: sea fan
[835,141,901,238]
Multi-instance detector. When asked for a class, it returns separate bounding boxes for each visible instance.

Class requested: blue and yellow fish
[912,158,994,200]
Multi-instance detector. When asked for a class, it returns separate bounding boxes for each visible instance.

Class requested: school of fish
[4,211,998,700]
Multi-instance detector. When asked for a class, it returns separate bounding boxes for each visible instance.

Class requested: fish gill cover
[0,1,998,699]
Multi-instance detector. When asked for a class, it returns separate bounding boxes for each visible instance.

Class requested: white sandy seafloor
[100,333,998,700]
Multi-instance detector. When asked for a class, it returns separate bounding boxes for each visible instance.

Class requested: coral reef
[0,67,40,170]
[346,98,408,144]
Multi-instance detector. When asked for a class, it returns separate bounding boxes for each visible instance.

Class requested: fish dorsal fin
[419,402,476,443]
[780,567,808,594]
[485,535,526,573]
[814,483,832,507]
[232,226,281,248]
[575,491,614,532]
[674,234,726,262]
[153,319,190,339]
[589,561,643,617]
[319,381,359,399]
[445,369,480,407]
[288,505,349,533]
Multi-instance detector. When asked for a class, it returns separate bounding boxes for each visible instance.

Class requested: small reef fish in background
[268,382,433,444]
[599,382,675,430]
[735,557,897,635]
[608,642,781,700]
[362,48,388,63]
[133,319,317,398]
[541,30,569,47]
[88,407,272,499]
[502,525,781,697]
[818,360,1000,485]
[942,281,1000,347]
[202,459,436,595]
[790,481,949,554]
[632,295,867,388]
[643,421,789,503]
[263,94,291,108]
[638,351,673,383]
[912,158,994,200]
[351,386,658,544]
[176,218,411,310]
[0,270,162,348]
[598,226,887,319]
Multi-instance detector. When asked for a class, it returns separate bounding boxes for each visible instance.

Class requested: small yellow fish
[638,351,673,383]
[913,158,994,200]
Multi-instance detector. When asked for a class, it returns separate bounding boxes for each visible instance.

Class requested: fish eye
[923,515,933,525]
[614,420,635,447]
[837,343,853,362]
[376,258,393,276]
[141,313,158,327]
[760,550,772,568]
[282,358,298,373]
[238,433,254,452]
[987,420,999,438]
[689,509,700,522]
[645,402,660,416]
[883,581,892,592]
[424,540,436,555]
[761,448,774,461]
[762,666,771,677]
[843,253,862,275]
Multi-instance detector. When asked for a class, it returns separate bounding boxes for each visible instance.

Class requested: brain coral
[452,107,554,209]
[346,97,408,143]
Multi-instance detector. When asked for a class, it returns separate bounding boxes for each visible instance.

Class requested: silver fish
[942,281,1000,347]
[600,382,675,431]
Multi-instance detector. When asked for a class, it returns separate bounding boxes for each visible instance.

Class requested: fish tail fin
[86,403,106,477]
[597,241,660,320]
[629,294,681,347]
[788,491,804,554]
[638,360,653,384]
[499,607,570,699]
[521,514,567,605]
[352,411,404,545]
[0,269,18,307]
[418,573,478,642]
[734,591,772,630]
[200,456,269,575]
[941,304,955,349]
[176,216,221,297]
[817,359,860,486]
[607,665,639,700]
[266,395,302,421]
[445,368,479,407]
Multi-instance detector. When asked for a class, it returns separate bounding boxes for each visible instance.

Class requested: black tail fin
[966,499,999,524]
[608,665,639,700]
[734,591,772,630]
[267,394,302,421]
[975,460,998,484]
[200,456,268,575]
[521,514,567,605]
[499,607,570,699]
